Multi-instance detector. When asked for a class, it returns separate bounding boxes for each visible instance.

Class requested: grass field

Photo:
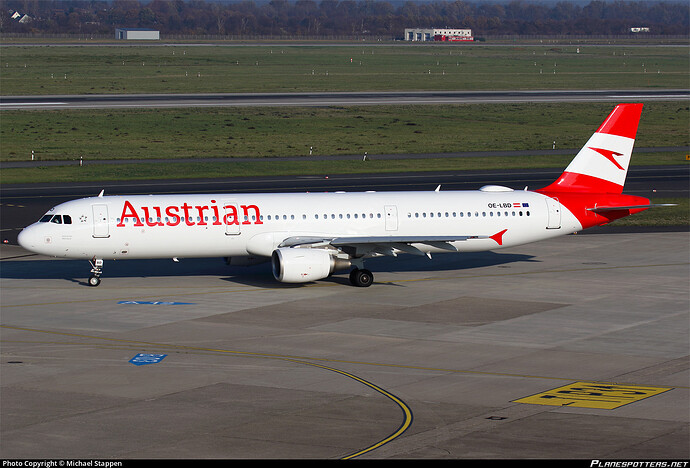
[1,151,687,184]
[1,44,688,95]
[2,102,688,162]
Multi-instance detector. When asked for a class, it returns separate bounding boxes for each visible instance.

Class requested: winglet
[490,229,508,246]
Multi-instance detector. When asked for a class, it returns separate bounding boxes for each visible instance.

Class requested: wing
[331,235,483,257]
[278,232,504,259]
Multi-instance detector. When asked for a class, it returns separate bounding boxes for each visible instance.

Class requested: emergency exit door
[384,205,398,231]
[92,204,110,238]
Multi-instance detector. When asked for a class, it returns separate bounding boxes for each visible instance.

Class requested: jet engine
[271,248,350,283]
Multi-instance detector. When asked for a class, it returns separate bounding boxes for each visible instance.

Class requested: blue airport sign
[129,353,167,366]
[118,301,195,305]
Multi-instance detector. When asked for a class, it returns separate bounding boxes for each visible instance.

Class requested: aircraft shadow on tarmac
[0,251,537,287]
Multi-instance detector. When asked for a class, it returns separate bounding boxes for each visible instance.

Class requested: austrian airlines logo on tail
[588,147,625,171]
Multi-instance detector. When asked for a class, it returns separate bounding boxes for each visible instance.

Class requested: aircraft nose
[17,226,39,251]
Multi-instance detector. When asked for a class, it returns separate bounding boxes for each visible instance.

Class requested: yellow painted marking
[513,381,672,409]
[282,358,413,460]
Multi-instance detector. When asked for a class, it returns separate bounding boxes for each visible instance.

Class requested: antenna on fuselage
[98,190,104,197]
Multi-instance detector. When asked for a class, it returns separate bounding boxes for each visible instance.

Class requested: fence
[2,32,688,42]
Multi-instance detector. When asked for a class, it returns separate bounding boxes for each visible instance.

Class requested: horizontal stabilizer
[587,203,677,213]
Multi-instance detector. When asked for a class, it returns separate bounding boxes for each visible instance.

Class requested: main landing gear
[88,258,103,287]
[349,268,373,287]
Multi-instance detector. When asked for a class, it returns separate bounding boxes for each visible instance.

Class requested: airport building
[115,28,160,40]
[404,28,473,42]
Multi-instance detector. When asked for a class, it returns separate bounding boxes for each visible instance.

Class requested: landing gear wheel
[88,275,101,287]
[349,269,358,286]
[88,258,104,287]
[349,268,373,287]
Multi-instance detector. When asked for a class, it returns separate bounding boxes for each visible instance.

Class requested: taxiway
[2,89,688,110]
[1,229,688,458]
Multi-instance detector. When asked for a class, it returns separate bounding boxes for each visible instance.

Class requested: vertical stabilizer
[540,103,643,194]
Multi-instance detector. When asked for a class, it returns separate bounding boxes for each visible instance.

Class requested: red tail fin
[537,104,653,230]
[539,103,643,195]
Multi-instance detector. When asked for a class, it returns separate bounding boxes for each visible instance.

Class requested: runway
[1,89,688,110]
[1,229,688,458]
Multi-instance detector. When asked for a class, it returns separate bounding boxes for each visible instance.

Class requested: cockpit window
[39,214,72,224]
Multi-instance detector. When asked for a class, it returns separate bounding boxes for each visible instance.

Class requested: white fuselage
[18,188,580,261]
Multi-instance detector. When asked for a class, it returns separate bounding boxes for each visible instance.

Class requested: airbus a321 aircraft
[18,103,668,287]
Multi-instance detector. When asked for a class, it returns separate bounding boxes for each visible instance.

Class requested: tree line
[2,0,688,37]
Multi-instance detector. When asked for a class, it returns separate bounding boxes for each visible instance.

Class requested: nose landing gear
[88,258,103,287]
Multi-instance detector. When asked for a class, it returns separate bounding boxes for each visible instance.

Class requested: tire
[349,268,359,286]
[88,275,101,287]
[353,269,373,287]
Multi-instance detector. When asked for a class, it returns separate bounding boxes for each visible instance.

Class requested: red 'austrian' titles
[116,200,263,227]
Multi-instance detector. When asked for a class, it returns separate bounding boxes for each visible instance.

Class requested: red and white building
[404,28,473,42]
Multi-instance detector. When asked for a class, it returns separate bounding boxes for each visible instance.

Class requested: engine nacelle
[271,248,349,283]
